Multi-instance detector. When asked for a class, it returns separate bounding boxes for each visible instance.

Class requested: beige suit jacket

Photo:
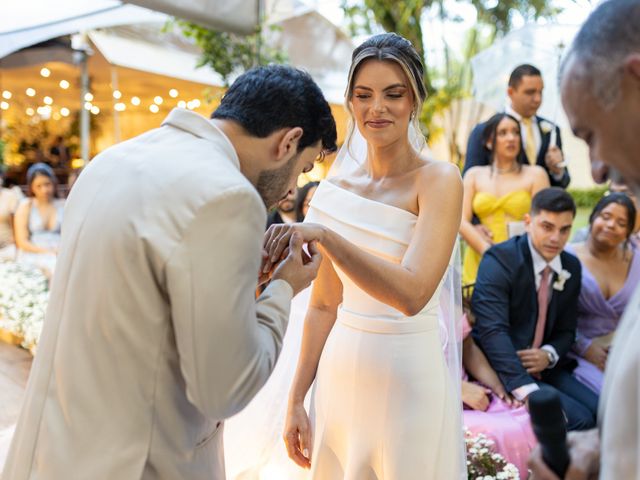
[2,109,293,480]
[599,283,640,479]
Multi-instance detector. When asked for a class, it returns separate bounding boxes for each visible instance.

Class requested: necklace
[493,163,518,174]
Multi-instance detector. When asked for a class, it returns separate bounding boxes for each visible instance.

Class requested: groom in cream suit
[2,65,336,480]
[529,0,640,478]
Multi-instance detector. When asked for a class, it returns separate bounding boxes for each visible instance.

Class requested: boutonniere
[553,269,572,291]
[539,120,554,134]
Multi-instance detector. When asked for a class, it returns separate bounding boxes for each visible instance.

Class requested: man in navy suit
[472,188,598,430]
[464,64,570,189]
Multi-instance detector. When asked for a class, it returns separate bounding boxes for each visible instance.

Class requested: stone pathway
[0,342,32,471]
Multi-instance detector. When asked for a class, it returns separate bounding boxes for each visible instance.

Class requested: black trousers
[539,368,599,431]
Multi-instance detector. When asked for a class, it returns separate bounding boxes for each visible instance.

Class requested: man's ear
[276,127,303,163]
[507,85,515,99]
[524,213,532,231]
[624,53,640,83]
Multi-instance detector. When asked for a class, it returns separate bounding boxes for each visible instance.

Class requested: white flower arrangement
[553,269,572,291]
[465,429,521,480]
[539,120,555,134]
[0,261,49,352]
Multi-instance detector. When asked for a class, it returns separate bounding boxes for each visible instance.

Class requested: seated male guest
[463,64,570,189]
[472,187,598,430]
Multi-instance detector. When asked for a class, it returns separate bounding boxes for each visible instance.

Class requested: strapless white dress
[304,180,461,480]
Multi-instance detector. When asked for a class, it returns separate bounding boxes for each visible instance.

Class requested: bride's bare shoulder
[416,159,462,188]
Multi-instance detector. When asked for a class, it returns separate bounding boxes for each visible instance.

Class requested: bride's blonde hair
[344,33,427,154]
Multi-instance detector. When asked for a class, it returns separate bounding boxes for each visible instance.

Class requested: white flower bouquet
[0,261,49,352]
[465,429,521,480]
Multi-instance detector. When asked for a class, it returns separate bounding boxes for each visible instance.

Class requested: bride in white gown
[225,32,466,479]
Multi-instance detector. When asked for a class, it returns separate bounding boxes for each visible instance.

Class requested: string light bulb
[1,91,11,100]
[60,107,70,117]
[177,100,186,108]
[169,89,179,98]
[84,92,93,102]
[154,96,163,105]
[131,96,141,106]
[114,102,126,112]
[59,80,70,89]
[43,96,53,105]
[40,67,51,77]
[0,102,9,110]
[26,88,36,97]
[149,104,159,113]
[113,90,122,99]
[91,105,100,115]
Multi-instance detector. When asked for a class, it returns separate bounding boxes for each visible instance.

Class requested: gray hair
[561,0,640,108]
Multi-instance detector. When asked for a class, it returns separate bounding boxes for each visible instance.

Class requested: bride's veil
[329,123,467,478]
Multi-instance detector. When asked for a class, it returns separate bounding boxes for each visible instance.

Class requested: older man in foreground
[528,0,640,478]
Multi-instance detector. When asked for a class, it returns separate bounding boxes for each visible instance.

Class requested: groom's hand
[263,223,325,274]
[272,233,322,296]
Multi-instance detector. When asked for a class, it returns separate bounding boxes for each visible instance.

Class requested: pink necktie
[532,266,552,348]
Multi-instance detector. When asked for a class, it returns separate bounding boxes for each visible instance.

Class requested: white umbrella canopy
[265,6,353,104]
[470,23,579,129]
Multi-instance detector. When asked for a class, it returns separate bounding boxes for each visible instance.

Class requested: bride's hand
[263,223,325,274]
[283,402,312,469]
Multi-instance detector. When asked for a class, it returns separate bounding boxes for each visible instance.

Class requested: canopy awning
[88,26,224,86]
[123,0,259,35]
[0,0,259,60]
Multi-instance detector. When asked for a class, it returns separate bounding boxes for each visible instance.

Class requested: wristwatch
[546,350,555,366]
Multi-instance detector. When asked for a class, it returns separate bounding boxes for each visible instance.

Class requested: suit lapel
[536,116,550,165]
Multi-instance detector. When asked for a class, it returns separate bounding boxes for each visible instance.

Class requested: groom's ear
[274,127,303,164]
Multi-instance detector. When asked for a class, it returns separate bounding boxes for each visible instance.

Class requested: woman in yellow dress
[461,113,550,285]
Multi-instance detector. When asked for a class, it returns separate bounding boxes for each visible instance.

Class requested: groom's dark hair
[212,65,337,155]
[531,187,577,218]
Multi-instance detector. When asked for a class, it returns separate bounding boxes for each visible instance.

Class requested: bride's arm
[288,250,342,404]
[285,248,342,468]
[269,162,462,317]
[459,167,492,255]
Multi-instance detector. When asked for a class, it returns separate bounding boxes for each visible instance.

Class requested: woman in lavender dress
[567,193,640,394]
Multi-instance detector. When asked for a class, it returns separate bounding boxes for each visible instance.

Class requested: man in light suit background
[529,0,640,478]
[2,65,337,480]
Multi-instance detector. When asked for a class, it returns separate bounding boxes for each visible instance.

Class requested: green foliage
[470,0,561,35]
[341,0,558,143]
[0,139,5,166]
[568,186,608,209]
[170,20,287,86]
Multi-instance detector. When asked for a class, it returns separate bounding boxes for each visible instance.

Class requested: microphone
[529,388,570,477]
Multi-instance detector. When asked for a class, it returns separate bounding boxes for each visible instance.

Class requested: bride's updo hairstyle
[344,33,427,150]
